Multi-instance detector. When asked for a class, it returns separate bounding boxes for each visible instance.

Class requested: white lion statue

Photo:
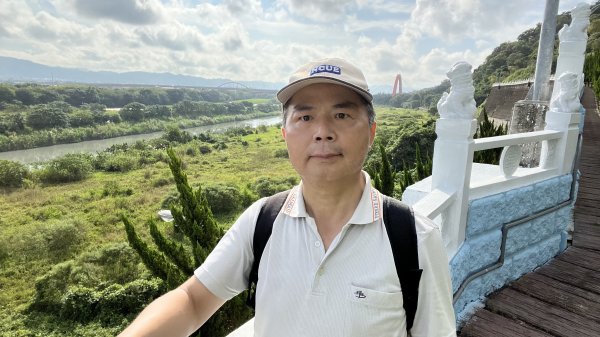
[437,62,476,120]
[550,72,581,113]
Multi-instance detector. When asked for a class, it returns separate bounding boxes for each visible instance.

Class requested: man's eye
[300,115,311,121]
[335,113,348,119]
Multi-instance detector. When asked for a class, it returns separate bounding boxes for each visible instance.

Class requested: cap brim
[276,77,373,105]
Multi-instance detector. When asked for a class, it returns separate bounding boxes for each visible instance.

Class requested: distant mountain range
[0,56,394,93]
[0,56,283,90]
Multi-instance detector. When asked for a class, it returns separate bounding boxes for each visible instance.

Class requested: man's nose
[314,119,335,142]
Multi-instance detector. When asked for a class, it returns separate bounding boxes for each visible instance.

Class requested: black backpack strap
[246,189,291,309]
[383,195,423,332]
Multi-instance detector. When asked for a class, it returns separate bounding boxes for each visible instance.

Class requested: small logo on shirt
[354,290,366,299]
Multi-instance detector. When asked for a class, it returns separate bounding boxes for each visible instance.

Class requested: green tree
[38,153,94,183]
[0,84,16,103]
[0,159,29,187]
[473,108,508,164]
[27,104,70,129]
[123,148,252,336]
[120,102,147,122]
[374,143,395,196]
[15,87,36,105]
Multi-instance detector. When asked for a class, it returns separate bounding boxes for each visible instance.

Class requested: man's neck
[301,172,366,249]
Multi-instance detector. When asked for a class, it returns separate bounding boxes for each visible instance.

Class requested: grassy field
[0,106,430,336]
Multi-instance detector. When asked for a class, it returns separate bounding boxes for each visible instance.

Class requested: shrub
[273,148,288,158]
[97,278,165,316]
[252,176,298,198]
[213,142,227,150]
[119,102,146,122]
[0,159,29,187]
[102,180,134,197]
[61,286,100,321]
[203,183,244,215]
[199,145,212,154]
[32,261,74,311]
[95,152,138,172]
[41,222,86,261]
[38,153,94,183]
[101,110,122,123]
[68,110,95,127]
[162,125,192,144]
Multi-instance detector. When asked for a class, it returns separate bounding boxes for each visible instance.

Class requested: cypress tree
[378,143,395,196]
[122,148,252,336]
[474,107,507,164]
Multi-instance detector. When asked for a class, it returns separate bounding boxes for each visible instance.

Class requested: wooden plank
[510,273,600,321]
[576,192,600,201]
[575,223,600,236]
[577,191,600,198]
[460,309,553,337]
[556,247,600,271]
[517,272,600,305]
[486,288,600,336]
[573,205,600,216]
[574,215,600,224]
[576,200,600,209]
[536,258,600,294]
[573,232,600,251]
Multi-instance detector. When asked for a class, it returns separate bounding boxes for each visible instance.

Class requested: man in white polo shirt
[119,58,456,337]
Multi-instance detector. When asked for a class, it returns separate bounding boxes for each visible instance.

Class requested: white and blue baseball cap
[277,57,372,104]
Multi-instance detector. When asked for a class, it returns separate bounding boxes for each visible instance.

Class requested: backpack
[245,190,423,331]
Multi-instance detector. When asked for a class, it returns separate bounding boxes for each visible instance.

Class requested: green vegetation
[473,108,509,164]
[0,105,438,336]
[0,84,280,151]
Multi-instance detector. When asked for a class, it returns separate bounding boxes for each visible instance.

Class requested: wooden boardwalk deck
[460,87,600,337]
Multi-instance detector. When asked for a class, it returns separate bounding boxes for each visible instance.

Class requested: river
[0,116,281,164]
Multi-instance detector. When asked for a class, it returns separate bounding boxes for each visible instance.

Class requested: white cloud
[0,0,596,90]
[278,0,354,21]
[70,0,164,25]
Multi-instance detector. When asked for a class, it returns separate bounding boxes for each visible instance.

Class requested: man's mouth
[310,153,342,159]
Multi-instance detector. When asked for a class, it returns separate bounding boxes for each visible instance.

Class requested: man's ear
[281,127,287,139]
[369,122,377,146]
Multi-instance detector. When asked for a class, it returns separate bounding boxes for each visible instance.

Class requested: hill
[0,56,283,90]
[375,1,600,111]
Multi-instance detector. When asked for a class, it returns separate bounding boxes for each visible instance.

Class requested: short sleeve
[194,198,265,300]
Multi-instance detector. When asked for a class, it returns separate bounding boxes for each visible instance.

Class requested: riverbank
[0,115,281,164]
[0,112,279,154]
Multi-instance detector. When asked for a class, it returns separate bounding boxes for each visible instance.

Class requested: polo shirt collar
[281,171,382,225]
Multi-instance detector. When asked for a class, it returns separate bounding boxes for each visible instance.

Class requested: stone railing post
[552,3,590,95]
[542,3,590,174]
[432,62,477,255]
[541,72,582,174]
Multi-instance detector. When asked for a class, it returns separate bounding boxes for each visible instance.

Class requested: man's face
[282,83,376,184]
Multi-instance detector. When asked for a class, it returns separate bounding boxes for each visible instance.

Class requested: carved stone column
[432,62,477,254]
[541,72,582,174]
[552,3,591,97]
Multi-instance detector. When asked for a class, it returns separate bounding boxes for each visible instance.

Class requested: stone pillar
[508,100,549,167]
[552,3,591,97]
[542,3,591,174]
[433,62,477,255]
[541,72,582,174]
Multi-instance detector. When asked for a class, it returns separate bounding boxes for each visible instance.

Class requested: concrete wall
[483,84,530,122]
[451,173,573,322]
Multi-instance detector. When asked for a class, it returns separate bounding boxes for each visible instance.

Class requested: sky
[0,0,594,92]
